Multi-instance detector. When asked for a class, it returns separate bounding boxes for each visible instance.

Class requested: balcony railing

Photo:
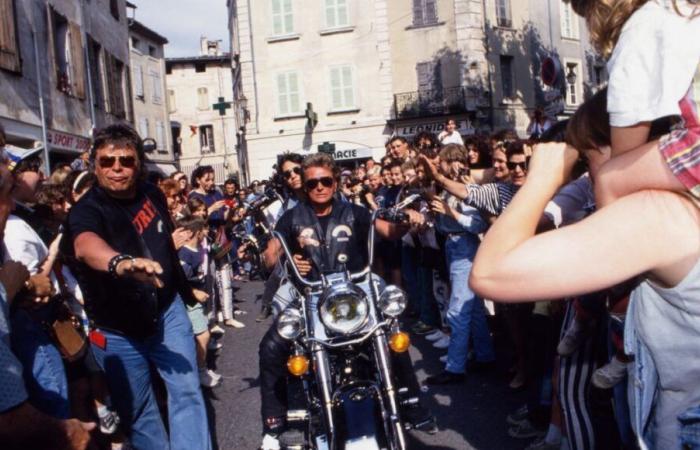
[393,86,487,120]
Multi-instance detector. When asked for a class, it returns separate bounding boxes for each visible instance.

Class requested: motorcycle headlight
[276,308,303,340]
[378,286,407,318]
[319,283,369,335]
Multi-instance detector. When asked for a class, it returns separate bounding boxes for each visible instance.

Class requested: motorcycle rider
[256,152,306,322]
[258,152,434,449]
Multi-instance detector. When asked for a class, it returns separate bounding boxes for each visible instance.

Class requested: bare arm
[374,217,410,240]
[610,122,651,156]
[418,155,471,200]
[470,143,700,302]
[262,237,282,270]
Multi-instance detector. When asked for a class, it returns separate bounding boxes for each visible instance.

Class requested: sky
[130,0,230,57]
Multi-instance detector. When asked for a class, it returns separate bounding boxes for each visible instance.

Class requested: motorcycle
[270,199,428,450]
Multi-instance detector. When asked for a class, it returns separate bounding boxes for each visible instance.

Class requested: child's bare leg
[195,330,210,369]
[595,139,685,208]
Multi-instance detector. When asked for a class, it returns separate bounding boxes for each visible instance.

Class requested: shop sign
[47,130,90,153]
[396,119,474,137]
[330,147,374,161]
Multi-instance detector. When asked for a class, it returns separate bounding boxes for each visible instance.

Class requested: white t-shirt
[607,1,700,127]
[438,131,464,146]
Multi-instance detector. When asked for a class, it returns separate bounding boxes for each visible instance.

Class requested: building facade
[0,0,131,167]
[167,38,239,183]
[128,18,177,174]
[228,0,603,181]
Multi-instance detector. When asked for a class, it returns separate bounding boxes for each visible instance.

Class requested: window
[168,89,176,112]
[194,62,206,73]
[49,8,86,98]
[166,64,172,75]
[495,0,512,28]
[148,45,156,57]
[132,65,144,99]
[560,1,579,39]
[131,37,140,52]
[416,61,441,92]
[105,53,126,118]
[329,65,355,110]
[110,0,119,20]
[138,117,149,138]
[325,0,349,29]
[271,0,294,36]
[150,70,162,104]
[412,0,438,27]
[565,62,581,106]
[593,65,605,86]
[156,120,165,151]
[197,87,209,110]
[199,125,215,154]
[0,0,22,73]
[87,36,104,108]
[276,71,301,116]
[499,55,515,99]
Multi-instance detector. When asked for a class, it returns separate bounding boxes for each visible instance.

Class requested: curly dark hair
[190,165,215,189]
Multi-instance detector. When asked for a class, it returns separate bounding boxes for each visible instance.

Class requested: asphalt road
[204,280,530,450]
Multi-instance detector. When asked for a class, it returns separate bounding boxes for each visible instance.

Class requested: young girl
[570,0,699,206]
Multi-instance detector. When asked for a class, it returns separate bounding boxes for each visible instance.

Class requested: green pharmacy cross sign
[213,97,232,116]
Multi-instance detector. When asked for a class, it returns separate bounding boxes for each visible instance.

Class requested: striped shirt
[464,182,519,217]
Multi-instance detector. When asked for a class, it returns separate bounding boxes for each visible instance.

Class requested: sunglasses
[283,166,302,179]
[98,155,137,169]
[304,177,334,190]
[506,161,528,171]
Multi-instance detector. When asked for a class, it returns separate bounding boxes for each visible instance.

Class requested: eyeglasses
[283,166,302,179]
[506,161,528,171]
[97,155,137,169]
[304,177,334,190]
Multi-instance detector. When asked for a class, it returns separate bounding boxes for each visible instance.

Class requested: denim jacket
[434,194,489,236]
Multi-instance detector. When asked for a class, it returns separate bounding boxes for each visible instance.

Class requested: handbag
[46,298,88,362]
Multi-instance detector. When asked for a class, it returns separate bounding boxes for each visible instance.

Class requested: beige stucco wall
[167,59,239,181]
[129,28,173,164]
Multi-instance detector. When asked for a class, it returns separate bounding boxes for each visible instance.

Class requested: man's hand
[27,274,53,304]
[405,209,426,228]
[236,242,250,260]
[292,254,312,277]
[418,154,441,181]
[171,228,193,250]
[0,261,30,302]
[62,418,95,450]
[116,257,164,288]
[192,288,209,303]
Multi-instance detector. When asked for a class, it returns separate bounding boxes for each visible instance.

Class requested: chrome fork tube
[372,331,406,450]
[312,343,335,448]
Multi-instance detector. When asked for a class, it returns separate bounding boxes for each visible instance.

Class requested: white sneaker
[234,308,248,316]
[557,319,590,356]
[210,324,225,337]
[592,357,627,389]
[199,368,221,388]
[432,335,450,349]
[224,319,246,328]
[439,354,448,363]
[426,330,446,341]
[260,433,281,450]
[207,369,222,382]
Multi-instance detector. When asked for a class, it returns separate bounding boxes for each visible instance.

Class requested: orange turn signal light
[389,331,410,353]
[287,355,309,376]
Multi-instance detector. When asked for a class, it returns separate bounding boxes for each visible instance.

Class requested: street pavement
[205,280,530,450]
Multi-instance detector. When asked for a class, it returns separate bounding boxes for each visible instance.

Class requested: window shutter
[68,21,86,98]
[156,121,164,149]
[325,0,336,28]
[337,0,348,26]
[412,0,424,26]
[151,70,161,103]
[0,0,21,72]
[133,65,143,97]
[330,68,341,109]
[272,0,283,35]
[288,72,299,113]
[416,62,432,92]
[425,0,437,24]
[139,117,149,138]
[283,0,293,33]
[342,66,353,107]
[277,73,288,115]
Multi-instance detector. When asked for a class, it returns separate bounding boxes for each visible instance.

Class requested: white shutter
[283,0,293,33]
[133,65,143,98]
[277,73,288,115]
[156,120,164,150]
[330,67,342,109]
[151,70,162,104]
[139,117,149,138]
[197,87,208,110]
[325,0,336,28]
[288,72,299,113]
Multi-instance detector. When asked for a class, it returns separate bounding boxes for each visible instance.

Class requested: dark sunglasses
[506,161,527,171]
[304,177,334,190]
[98,155,137,169]
[283,166,302,179]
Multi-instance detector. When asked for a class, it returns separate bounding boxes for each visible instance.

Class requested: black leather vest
[290,200,356,277]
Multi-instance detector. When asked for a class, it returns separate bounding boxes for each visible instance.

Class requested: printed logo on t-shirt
[132,198,160,235]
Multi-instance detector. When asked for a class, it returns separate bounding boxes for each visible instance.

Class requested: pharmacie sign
[396,119,474,137]
[330,147,374,161]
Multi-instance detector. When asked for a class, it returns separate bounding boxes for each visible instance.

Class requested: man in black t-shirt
[257,153,430,449]
[64,124,211,450]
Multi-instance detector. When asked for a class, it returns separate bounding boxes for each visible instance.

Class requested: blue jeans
[444,235,494,374]
[92,297,212,450]
[679,405,700,449]
[10,307,70,419]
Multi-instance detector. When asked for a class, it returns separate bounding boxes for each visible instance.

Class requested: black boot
[256,304,272,322]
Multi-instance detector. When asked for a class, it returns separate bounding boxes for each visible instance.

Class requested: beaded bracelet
[108,254,134,278]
